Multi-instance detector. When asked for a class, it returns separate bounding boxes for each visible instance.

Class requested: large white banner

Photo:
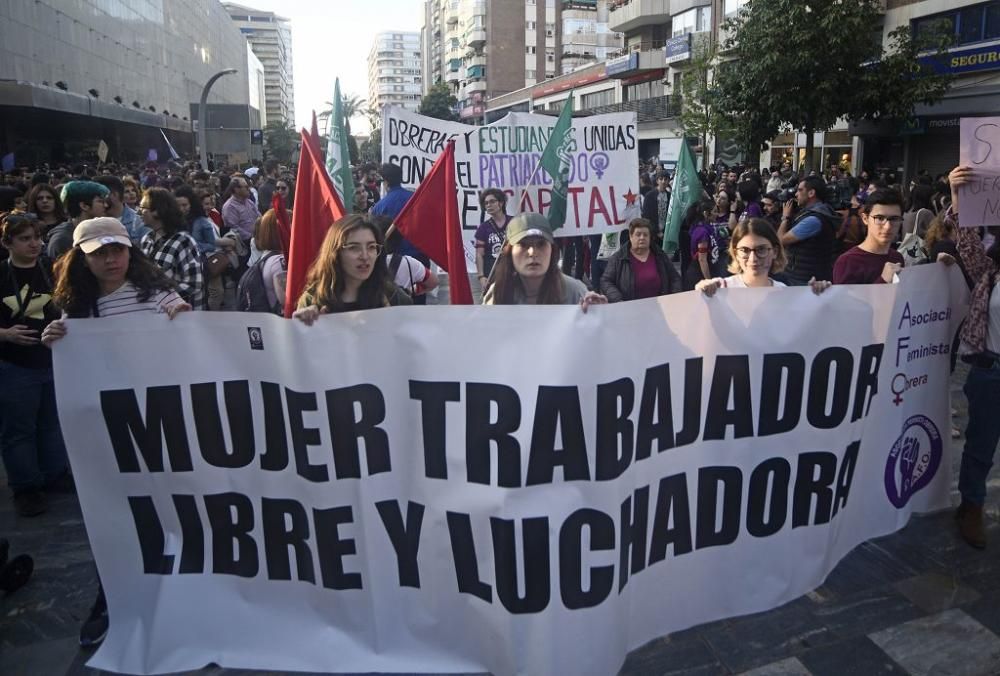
[55,265,966,676]
[382,106,640,265]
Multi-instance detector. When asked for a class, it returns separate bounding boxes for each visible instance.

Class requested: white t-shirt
[718,275,786,289]
[92,281,186,317]
[387,254,429,293]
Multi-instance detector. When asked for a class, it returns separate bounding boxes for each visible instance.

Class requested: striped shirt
[92,282,185,318]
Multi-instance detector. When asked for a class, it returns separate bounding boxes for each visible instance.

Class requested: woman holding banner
[600,217,681,302]
[40,216,190,649]
[695,219,831,295]
[483,212,607,311]
[949,165,1000,550]
[292,214,411,325]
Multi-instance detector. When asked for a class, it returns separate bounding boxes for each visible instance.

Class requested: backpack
[387,253,421,298]
[897,232,928,267]
[236,252,285,314]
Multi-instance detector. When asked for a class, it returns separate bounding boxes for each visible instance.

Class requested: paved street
[2,358,999,676]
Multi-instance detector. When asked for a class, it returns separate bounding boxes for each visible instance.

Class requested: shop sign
[665,35,692,65]
[606,52,639,77]
[922,43,1000,75]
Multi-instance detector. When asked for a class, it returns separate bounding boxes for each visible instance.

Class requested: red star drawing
[623,188,638,206]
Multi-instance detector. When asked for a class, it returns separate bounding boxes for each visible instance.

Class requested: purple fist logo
[884,415,942,508]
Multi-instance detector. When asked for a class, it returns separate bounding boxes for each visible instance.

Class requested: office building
[224,3,295,125]
[0,0,254,164]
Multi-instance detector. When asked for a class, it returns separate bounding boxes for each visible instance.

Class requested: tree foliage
[678,41,736,170]
[715,0,953,171]
[360,128,382,165]
[419,83,459,121]
[318,93,366,136]
[263,120,298,163]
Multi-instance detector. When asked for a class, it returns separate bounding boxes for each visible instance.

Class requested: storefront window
[823,147,853,172]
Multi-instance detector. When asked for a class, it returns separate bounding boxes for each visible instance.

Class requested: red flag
[309,111,322,157]
[283,129,345,317]
[393,140,474,305]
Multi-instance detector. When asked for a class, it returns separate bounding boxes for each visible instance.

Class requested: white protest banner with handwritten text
[55,265,965,676]
[959,117,1000,226]
[382,107,639,251]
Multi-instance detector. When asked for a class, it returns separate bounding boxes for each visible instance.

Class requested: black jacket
[601,244,682,302]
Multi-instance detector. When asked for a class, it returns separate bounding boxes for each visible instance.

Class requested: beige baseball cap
[73,217,132,254]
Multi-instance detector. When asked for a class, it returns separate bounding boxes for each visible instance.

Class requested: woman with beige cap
[483,212,607,311]
[39,215,190,649]
[41,217,190,338]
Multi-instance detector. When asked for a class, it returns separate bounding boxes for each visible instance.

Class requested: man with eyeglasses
[832,188,907,284]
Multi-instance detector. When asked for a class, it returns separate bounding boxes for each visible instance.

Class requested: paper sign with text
[958,117,1000,226]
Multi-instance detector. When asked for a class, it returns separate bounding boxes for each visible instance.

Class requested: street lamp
[198,68,238,170]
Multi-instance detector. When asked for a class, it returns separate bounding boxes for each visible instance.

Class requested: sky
[237,0,425,135]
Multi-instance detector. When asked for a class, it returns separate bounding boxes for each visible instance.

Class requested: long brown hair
[53,246,175,318]
[27,183,66,225]
[488,240,565,304]
[299,214,395,312]
[922,213,952,254]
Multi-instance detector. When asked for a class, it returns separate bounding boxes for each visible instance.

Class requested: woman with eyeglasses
[138,188,205,308]
[292,214,411,324]
[475,188,510,292]
[696,219,832,295]
[0,213,68,518]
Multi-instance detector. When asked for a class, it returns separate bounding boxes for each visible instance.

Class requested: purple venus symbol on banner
[590,152,610,179]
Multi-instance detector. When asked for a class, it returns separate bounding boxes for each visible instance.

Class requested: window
[526,20,536,30]
[527,45,536,54]
[672,7,712,37]
[723,0,748,16]
[581,89,614,109]
[526,69,536,79]
[913,2,1000,46]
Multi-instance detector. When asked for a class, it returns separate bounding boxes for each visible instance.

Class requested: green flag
[663,141,700,255]
[326,78,354,213]
[538,97,575,230]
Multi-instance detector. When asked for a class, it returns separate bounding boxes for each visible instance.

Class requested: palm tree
[318,94,365,136]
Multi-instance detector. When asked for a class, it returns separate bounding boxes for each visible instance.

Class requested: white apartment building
[422,0,622,122]
[224,3,295,125]
[368,32,423,115]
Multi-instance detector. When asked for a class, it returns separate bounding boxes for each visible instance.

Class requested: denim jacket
[190,216,219,254]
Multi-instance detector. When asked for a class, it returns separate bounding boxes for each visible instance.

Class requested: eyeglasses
[870,214,903,226]
[341,242,383,257]
[277,185,289,192]
[736,245,773,259]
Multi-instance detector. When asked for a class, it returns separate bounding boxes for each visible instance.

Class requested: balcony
[608,0,672,33]
[605,42,666,78]
[446,69,462,83]
[465,79,487,93]
[466,54,486,68]
[584,94,681,123]
[467,29,487,47]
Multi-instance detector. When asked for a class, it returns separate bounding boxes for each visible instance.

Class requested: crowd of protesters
[0,150,994,650]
